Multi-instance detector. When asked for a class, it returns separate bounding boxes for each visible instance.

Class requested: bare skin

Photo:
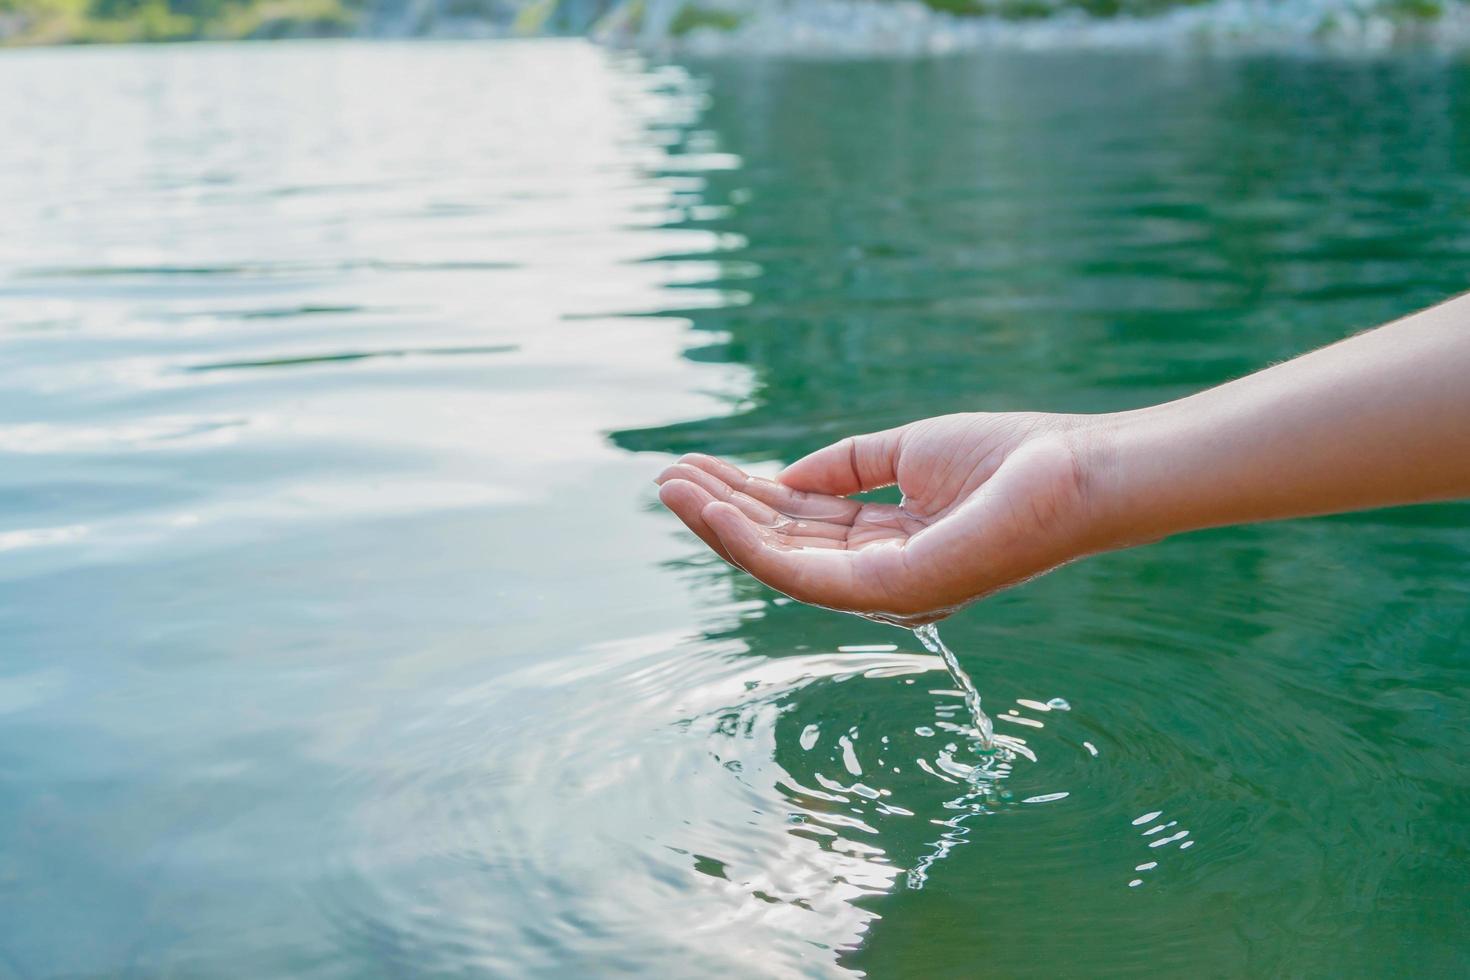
[656,293,1470,625]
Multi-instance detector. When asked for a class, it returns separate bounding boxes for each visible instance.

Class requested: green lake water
[2,39,1468,977]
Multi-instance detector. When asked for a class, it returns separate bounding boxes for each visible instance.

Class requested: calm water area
[2,38,1469,976]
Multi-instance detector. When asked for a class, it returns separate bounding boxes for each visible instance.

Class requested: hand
[655,413,1106,625]
[656,294,1470,625]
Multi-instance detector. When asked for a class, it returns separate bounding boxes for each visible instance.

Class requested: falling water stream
[905,622,1017,890]
[913,623,996,754]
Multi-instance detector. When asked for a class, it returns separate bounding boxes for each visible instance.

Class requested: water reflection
[0,39,779,976]
[622,51,1470,977]
[322,628,1106,971]
[613,55,1470,463]
[315,633,896,974]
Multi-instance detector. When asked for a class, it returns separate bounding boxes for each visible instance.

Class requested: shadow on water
[617,53,1470,974]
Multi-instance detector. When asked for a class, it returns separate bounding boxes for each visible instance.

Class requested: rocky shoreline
[600,0,1470,55]
[2,0,1465,51]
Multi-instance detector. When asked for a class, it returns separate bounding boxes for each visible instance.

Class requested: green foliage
[512,0,557,34]
[0,0,358,43]
[918,0,993,15]
[0,0,81,13]
[217,0,355,38]
[1378,0,1443,19]
[668,2,741,35]
[920,0,1213,18]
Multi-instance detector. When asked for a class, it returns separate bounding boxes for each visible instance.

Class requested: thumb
[778,425,906,496]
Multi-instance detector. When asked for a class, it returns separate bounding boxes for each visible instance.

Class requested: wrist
[1066,407,1183,555]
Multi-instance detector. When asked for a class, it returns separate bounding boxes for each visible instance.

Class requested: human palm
[655,412,1096,625]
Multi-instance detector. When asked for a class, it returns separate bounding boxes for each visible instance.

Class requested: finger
[778,425,907,496]
[660,462,857,542]
[657,479,736,566]
[656,463,784,526]
[702,501,877,609]
[662,463,857,540]
[678,453,861,522]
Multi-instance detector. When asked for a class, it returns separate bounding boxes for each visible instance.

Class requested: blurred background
[4,0,1470,49]
[2,15,1470,980]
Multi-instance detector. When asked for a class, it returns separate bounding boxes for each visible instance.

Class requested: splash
[906,623,1012,890]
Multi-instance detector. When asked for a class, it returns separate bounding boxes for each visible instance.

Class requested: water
[3,39,1470,977]
[906,624,1008,892]
[912,623,996,753]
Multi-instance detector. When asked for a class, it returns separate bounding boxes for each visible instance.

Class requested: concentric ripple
[308,625,1145,974]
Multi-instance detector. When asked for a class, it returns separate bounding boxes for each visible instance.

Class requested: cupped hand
[654,412,1108,625]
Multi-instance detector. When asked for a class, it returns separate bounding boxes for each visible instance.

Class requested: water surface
[2,40,1469,977]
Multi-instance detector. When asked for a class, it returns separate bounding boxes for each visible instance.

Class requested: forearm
[1084,294,1470,549]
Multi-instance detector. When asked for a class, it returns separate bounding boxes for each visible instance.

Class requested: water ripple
[181,344,518,373]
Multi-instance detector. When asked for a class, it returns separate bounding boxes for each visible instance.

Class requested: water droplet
[1021,792,1069,804]
[799,724,820,751]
